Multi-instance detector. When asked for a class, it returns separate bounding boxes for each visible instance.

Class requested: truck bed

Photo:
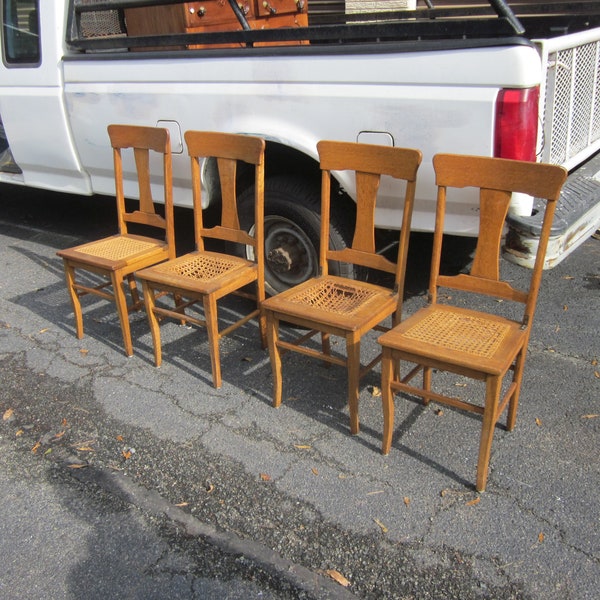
[68,1,600,52]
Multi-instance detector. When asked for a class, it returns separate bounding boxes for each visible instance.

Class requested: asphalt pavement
[0,182,598,599]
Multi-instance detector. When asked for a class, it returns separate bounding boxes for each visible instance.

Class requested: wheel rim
[248,215,318,295]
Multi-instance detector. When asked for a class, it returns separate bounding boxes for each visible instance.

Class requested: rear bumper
[504,150,600,269]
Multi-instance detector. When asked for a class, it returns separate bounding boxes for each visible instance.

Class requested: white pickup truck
[1,0,600,293]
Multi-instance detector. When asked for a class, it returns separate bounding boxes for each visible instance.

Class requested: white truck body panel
[1,0,600,277]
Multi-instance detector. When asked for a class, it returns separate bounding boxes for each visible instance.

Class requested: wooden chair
[57,124,175,356]
[262,141,422,434]
[136,131,266,388]
[378,153,567,492]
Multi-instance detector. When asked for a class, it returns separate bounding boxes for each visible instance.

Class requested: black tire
[0,119,9,154]
[237,175,355,296]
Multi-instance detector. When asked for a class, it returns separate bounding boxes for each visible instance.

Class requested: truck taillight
[494,87,539,161]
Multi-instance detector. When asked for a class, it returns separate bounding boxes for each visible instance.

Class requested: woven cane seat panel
[78,237,158,260]
[403,310,511,359]
[157,254,243,281]
[287,279,380,315]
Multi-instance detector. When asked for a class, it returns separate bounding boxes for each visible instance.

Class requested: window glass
[2,0,40,65]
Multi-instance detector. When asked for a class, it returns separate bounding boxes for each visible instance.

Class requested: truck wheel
[238,176,354,296]
[0,119,8,154]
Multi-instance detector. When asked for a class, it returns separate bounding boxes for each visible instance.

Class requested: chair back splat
[136,132,266,389]
[57,124,174,356]
[378,153,567,492]
[262,140,422,435]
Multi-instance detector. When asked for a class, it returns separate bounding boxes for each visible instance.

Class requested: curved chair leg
[126,273,142,310]
[62,261,84,339]
[476,375,502,492]
[203,294,222,389]
[346,334,361,435]
[381,347,395,455]
[112,272,133,357]
[507,349,526,431]
[141,279,163,367]
[422,366,432,405]
[266,311,283,407]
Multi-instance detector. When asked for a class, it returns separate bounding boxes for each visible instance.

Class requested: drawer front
[254,0,306,18]
[184,1,254,27]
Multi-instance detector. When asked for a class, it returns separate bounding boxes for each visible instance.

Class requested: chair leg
[321,332,331,368]
[62,260,84,340]
[381,348,395,455]
[141,280,163,367]
[256,284,267,349]
[346,335,361,435]
[203,294,222,389]
[476,375,502,492]
[126,274,142,310]
[112,272,134,357]
[422,366,432,405]
[507,350,526,431]
[266,311,283,408]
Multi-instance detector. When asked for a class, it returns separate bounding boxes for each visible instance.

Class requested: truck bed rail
[67,0,600,52]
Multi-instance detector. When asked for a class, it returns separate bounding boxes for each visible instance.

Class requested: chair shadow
[4,184,482,489]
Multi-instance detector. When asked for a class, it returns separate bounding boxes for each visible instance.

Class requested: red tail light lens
[494,87,540,161]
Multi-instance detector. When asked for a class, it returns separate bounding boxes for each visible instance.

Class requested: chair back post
[111,142,127,236]
[319,165,333,277]
[392,174,418,319]
[428,180,447,305]
[253,153,266,302]
[189,152,206,252]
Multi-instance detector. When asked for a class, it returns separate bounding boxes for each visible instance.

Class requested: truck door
[0,0,91,192]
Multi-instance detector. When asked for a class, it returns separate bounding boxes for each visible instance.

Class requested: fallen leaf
[62,418,68,427]
[370,385,381,397]
[39,328,49,333]
[311,467,319,476]
[205,482,215,493]
[259,473,271,481]
[241,356,252,362]
[466,497,480,507]
[455,382,467,388]
[175,502,189,507]
[535,418,542,427]
[374,518,388,533]
[403,497,411,507]
[434,408,444,416]
[3,408,14,421]
[116,435,124,442]
[594,371,600,379]
[68,463,87,469]
[538,532,545,543]
[44,448,52,455]
[326,569,350,587]
[562,275,574,280]
[366,490,384,496]
[31,441,41,454]
[54,430,66,439]
[563,305,568,311]
[122,449,132,460]
[76,446,95,452]
[592,358,598,366]
[80,348,89,356]
[581,414,599,419]
[15,429,23,437]
[294,444,311,450]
